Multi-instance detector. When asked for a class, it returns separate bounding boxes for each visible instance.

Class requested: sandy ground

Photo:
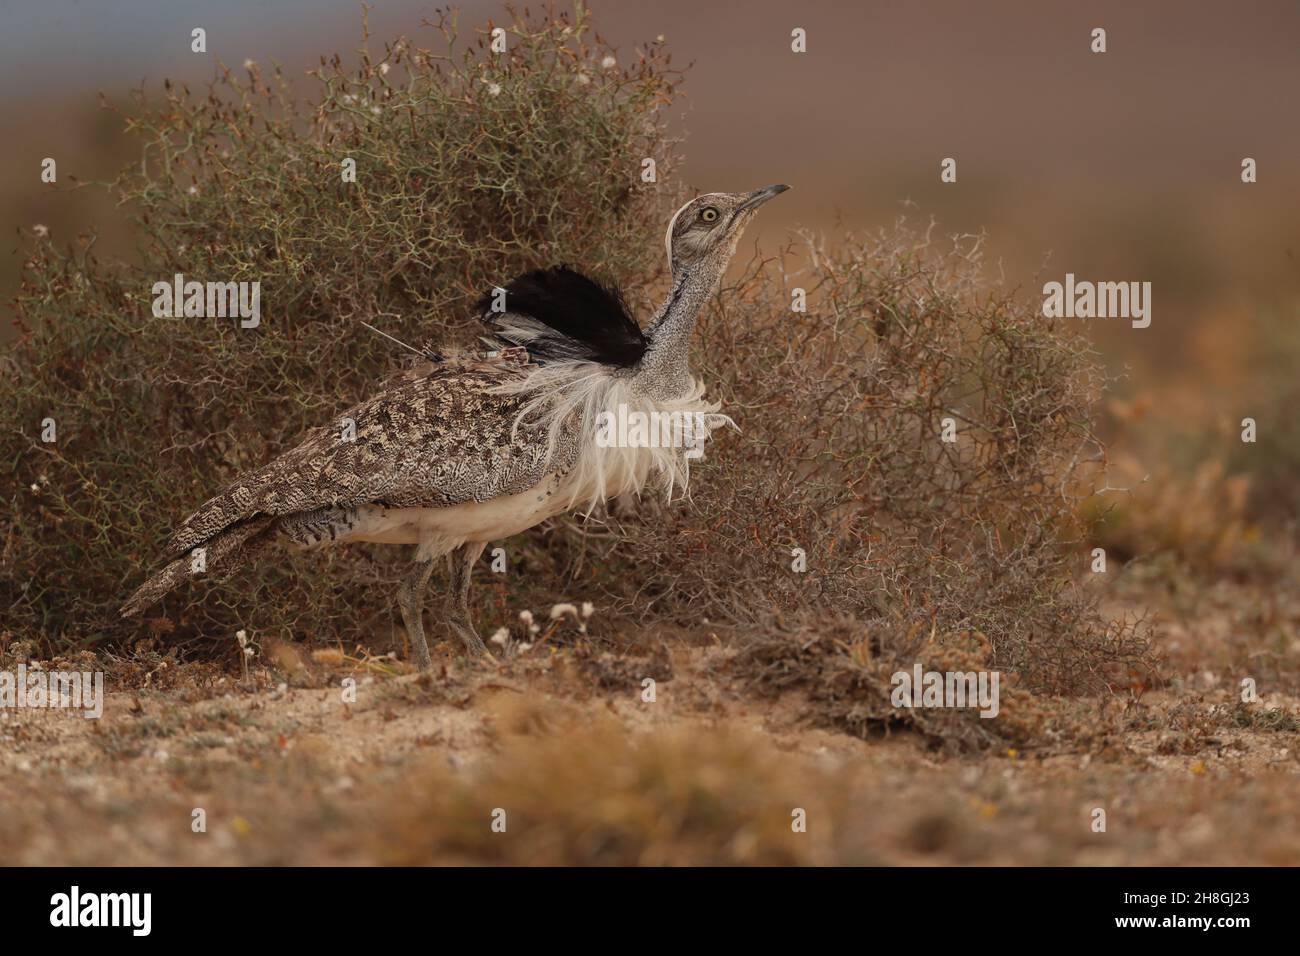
[2,578,1298,866]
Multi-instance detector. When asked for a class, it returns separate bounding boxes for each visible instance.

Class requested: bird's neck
[635,264,722,400]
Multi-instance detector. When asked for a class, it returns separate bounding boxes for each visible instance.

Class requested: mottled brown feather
[164,356,573,560]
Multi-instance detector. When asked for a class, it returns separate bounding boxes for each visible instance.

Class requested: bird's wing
[164,361,561,558]
[479,265,649,366]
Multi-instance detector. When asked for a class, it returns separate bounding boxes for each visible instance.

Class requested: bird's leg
[445,541,489,657]
[398,556,436,671]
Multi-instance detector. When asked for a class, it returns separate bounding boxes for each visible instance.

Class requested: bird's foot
[448,617,495,662]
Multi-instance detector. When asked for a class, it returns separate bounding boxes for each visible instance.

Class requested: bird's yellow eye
[700,207,719,223]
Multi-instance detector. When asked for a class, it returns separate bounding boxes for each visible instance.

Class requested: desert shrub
[580,226,1148,692]
[2,5,1144,697]
[1,6,682,653]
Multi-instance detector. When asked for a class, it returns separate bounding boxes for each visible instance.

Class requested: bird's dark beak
[737,183,790,214]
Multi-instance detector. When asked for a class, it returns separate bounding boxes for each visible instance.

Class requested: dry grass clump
[377,703,835,865]
[1,5,682,654]
[1081,456,1261,572]
[1225,308,1300,521]
[586,225,1149,693]
[1080,304,1300,575]
[732,612,1047,752]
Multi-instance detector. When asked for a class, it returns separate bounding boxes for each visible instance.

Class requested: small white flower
[243,59,256,70]
[601,55,617,69]
[370,105,381,115]
[486,82,501,96]
[29,483,39,493]
[379,62,390,75]
[519,610,534,625]
[489,627,509,647]
[341,93,355,105]
[580,602,594,619]
[550,603,587,633]
[32,224,48,238]
[575,72,590,86]
[656,34,665,43]
[187,185,198,195]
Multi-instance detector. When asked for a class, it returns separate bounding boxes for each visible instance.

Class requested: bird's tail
[120,516,276,618]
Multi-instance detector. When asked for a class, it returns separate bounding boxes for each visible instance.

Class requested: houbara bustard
[122,185,789,668]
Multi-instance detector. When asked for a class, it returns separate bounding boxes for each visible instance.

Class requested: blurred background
[3,0,1298,503]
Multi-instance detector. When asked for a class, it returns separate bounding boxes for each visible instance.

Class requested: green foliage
[1,5,682,653]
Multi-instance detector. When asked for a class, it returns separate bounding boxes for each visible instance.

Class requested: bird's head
[664,184,789,280]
